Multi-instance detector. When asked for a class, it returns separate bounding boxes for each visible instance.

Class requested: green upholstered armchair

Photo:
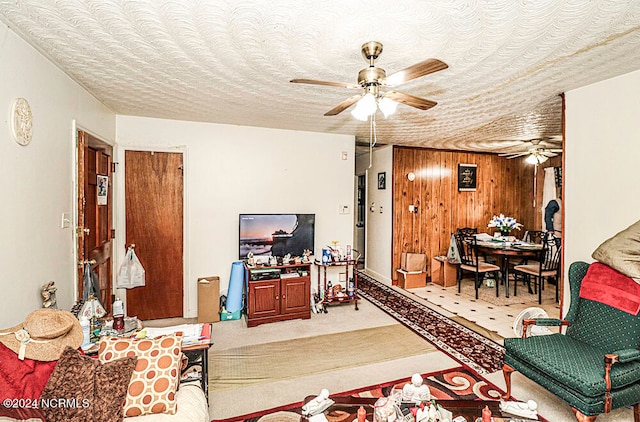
[502,261,640,422]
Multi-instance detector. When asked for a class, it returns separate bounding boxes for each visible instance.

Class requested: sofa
[0,330,209,422]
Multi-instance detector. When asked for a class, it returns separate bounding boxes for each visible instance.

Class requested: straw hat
[0,308,83,361]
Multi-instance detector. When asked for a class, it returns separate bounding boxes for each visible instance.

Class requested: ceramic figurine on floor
[301,388,334,416]
[402,373,431,403]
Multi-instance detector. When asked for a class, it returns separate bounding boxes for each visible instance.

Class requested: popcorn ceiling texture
[1,0,639,152]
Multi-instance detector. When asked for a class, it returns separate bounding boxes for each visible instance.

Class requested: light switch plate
[61,212,71,229]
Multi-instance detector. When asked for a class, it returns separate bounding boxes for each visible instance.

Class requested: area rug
[455,276,556,306]
[356,271,505,374]
[211,366,547,422]
[210,324,437,391]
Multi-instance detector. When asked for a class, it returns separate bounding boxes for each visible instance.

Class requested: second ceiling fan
[290,41,448,119]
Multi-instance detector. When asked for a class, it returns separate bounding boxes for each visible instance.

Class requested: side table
[182,338,213,400]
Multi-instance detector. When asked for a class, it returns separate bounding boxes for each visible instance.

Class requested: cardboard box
[396,269,426,289]
[400,253,427,272]
[197,276,220,323]
[431,257,458,287]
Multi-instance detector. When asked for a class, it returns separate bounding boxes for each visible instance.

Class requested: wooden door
[281,277,310,315]
[77,131,113,314]
[125,150,184,320]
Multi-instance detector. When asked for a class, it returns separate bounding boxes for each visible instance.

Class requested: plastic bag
[447,233,461,264]
[116,248,146,289]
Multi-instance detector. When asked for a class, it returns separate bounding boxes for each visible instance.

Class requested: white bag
[116,248,146,289]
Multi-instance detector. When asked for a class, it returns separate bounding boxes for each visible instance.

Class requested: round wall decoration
[10,98,33,146]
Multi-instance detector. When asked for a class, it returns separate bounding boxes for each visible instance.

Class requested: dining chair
[512,234,561,303]
[456,227,478,236]
[455,233,502,299]
[512,229,547,292]
[522,230,546,244]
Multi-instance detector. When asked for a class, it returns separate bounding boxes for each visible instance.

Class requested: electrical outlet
[339,205,350,214]
[341,151,348,160]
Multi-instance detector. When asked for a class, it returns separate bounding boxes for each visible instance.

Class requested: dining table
[476,239,543,298]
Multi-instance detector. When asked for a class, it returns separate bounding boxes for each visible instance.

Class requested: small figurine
[402,373,431,403]
[41,281,58,309]
[302,249,312,263]
[283,253,291,264]
[499,400,538,419]
[247,252,255,267]
[301,388,334,416]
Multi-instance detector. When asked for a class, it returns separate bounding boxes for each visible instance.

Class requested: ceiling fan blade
[383,59,448,87]
[501,152,530,158]
[290,78,359,89]
[548,149,563,152]
[324,95,363,116]
[384,91,437,110]
[540,151,558,157]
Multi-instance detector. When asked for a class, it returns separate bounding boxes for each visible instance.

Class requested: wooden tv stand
[244,262,311,327]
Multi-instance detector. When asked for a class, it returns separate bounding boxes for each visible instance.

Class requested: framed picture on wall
[378,172,386,190]
[458,164,477,191]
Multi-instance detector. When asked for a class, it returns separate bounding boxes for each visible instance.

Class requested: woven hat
[0,308,83,361]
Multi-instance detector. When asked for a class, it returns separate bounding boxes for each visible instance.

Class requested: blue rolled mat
[226,261,244,312]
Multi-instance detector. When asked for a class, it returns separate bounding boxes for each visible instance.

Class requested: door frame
[114,145,192,317]
[72,121,116,302]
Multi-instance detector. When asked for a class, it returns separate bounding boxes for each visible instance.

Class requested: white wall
[116,116,355,317]
[361,145,394,284]
[564,69,640,306]
[0,23,116,327]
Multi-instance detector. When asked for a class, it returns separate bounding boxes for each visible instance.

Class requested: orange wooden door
[77,131,114,314]
[124,150,184,320]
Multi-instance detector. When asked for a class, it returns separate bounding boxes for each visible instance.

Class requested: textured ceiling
[1,1,640,154]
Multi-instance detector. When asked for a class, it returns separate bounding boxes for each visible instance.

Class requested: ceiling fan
[290,41,448,119]
[498,138,563,164]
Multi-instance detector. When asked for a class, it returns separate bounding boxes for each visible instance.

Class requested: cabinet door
[281,277,310,315]
[247,280,280,319]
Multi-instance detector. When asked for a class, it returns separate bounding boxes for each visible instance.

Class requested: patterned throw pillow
[40,346,136,422]
[98,334,183,417]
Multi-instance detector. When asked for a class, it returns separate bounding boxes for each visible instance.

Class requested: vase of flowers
[488,214,523,237]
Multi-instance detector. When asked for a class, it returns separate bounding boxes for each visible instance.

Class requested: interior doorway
[354,174,366,264]
[76,130,114,314]
[124,150,184,320]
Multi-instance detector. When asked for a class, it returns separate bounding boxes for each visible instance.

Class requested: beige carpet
[209,324,436,391]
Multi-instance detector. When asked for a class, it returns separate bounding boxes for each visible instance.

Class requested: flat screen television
[239,214,315,259]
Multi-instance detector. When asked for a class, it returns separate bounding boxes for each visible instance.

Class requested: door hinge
[111,229,116,239]
[111,162,118,173]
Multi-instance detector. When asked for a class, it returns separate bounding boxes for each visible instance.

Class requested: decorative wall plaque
[458,164,477,191]
[10,98,33,146]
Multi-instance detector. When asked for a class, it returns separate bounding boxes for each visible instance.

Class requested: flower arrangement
[487,214,523,233]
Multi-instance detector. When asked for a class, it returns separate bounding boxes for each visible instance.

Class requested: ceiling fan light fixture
[525,152,549,165]
[351,93,377,121]
[378,96,398,118]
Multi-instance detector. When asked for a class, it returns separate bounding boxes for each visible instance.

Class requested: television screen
[239,214,315,259]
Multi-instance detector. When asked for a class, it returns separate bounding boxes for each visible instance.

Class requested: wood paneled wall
[392,146,561,280]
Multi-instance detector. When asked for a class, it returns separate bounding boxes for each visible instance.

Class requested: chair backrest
[565,262,640,352]
[523,230,545,244]
[457,227,478,237]
[454,233,480,268]
[540,234,561,272]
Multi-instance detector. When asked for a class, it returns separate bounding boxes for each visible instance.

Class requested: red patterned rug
[210,366,545,422]
[356,270,505,373]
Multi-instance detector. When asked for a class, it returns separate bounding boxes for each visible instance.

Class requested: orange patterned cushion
[98,334,183,417]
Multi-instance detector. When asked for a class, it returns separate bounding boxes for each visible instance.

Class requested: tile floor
[404,278,561,340]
